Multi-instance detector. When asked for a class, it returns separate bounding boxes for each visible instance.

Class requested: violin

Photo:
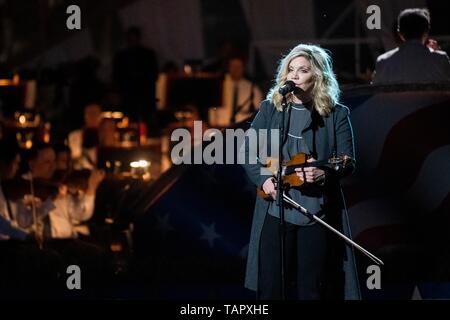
[257,152,353,200]
[2,168,106,203]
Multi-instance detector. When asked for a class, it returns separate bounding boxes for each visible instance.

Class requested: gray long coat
[240,100,361,299]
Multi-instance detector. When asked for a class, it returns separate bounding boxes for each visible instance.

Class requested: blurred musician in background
[222,56,263,125]
[11,143,104,240]
[0,139,29,241]
[0,139,63,296]
[68,103,103,170]
[52,144,105,239]
[8,142,110,288]
[373,8,450,84]
[113,26,158,133]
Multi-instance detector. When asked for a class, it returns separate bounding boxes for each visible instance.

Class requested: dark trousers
[258,213,328,300]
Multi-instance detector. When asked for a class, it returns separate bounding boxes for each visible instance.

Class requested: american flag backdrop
[130,85,450,300]
[341,85,450,299]
[131,141,257,299]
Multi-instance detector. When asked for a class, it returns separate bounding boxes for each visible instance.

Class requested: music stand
[165,73,223,122]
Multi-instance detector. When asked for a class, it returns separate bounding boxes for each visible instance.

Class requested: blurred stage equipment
[14,110,50,149]
[163,71,223,122]
[130,159,151,181]
[0,73,44,148]
[102,111,147,147]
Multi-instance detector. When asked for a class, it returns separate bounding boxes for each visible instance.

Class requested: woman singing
[240,44,360,300]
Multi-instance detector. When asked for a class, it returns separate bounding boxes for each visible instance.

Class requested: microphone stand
[277,94,288,299]
[282,193,384,266]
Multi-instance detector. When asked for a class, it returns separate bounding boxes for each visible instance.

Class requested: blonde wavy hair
[267,44,340,116]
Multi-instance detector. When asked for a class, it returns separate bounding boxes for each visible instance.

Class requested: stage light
[130,159,151,180]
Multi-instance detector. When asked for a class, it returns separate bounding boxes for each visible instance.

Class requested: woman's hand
[262,177,277,200]
[295,157,325,184]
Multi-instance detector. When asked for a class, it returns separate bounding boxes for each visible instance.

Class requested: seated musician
[69,104,119,170]
[18,143,110,284]
[15,143,104,240]
[0,139,63,296]
[0,139,28,241]
[68,103,103,170]
[222,56,263,124]
[52,144,105,238]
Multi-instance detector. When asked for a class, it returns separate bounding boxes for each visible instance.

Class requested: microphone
[278,80,296,95]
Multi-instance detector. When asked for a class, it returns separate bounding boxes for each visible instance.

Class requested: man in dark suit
[373,8,450,84]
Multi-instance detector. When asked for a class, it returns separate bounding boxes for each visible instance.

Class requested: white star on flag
[411,285,423,300]
[155,212,174,235]
[200,222,221,248]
